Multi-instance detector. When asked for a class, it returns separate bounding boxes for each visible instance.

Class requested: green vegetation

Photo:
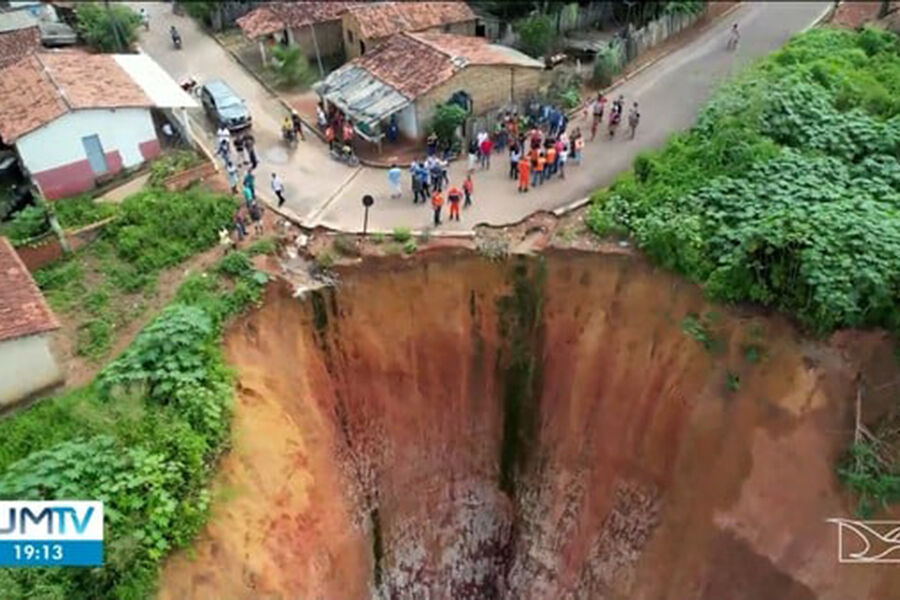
[402,239,417,255]
[497,259,546,495]
[391,227,412,243]
[838,441,900,518]
[1,196,116,245]
[680,312,720,352]
[333,234,360,257]
[1,204,48,244]
[148,150,203,187]
[33,187,236,360]
[75,2,141,53]
[428,104,467,149]
[53,195,117,230]
[587,28,900,335]
[0,248,270,598]
[515,14,554,58]
[269,44,316,89]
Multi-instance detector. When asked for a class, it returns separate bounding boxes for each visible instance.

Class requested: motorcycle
[172,33,182,50]
[330,144,360,167]
[282,125,298,148]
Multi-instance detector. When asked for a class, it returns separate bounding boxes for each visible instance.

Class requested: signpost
[362,194,374,235]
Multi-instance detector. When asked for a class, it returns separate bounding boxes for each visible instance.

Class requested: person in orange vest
[517,156,530,193]
[545,144,557,180]
[447,185,462,221]
[431,189,444,226]
[462,174,474,207]
[532,151,545,187]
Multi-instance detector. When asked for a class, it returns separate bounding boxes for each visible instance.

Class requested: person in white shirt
[270,173,286,207]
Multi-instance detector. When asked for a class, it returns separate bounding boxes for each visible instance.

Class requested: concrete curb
[804,1,839,32]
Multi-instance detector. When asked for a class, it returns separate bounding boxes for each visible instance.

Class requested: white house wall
[17,108,160,199]
[0,333,62,409]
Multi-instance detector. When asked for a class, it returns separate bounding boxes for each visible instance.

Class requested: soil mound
[160,250,898,599]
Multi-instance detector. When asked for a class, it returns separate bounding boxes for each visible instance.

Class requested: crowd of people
[391,91,641,227]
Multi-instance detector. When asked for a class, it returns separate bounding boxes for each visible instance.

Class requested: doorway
[81,135,108,175]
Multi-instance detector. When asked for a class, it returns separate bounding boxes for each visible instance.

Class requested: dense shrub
[75,3,140,53]
[0,249,269,598]
[587,27,900,333]
[148,150,203,187]
[515,14,554,58]
[53,195,117,229]
[104,187,236,274]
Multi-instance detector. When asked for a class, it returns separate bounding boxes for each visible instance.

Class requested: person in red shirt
[431,189,444,226]
[447,185,462,221]
[325,125,335,151]
[462,174,474,207]
[479,137,493,169]
[342,120,354,144]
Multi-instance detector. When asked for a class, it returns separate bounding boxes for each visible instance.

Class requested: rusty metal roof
[313,63,410,127]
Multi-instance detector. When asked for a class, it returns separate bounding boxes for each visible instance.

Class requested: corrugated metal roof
[114,53,199,109]
[313,64,410,127]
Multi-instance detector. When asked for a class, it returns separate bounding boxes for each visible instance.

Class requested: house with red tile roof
[342,1,477,58]
[0,236,62,407]
[236,2,363,68]
[0,10,40,67]
[0,50,197,200]
[237,2,478,69]
[313,31,542,143]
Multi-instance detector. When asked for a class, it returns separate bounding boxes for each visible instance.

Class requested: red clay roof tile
[0,25,39,68]
[354,33,454,99]
[237,2,362,39]
[0,50,150,143]
[0,237,59,343]
[348,2,476,40]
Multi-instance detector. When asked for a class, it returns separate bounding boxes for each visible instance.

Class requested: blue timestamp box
[0,501,104,567]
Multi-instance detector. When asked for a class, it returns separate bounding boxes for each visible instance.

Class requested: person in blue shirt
[387,164,402,199]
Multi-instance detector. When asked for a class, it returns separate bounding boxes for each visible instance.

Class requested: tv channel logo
[0,501,103,567]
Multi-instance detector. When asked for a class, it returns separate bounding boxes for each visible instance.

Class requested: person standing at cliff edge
[431,188,444,226]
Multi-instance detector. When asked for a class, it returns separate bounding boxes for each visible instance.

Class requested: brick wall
[415,64,542,134]
[15,218,112,272]
[290,19,344,60]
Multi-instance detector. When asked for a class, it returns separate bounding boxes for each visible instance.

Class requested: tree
[515,14,555,58]
[75,3,140,53]
[429,103,467,147]
[268,44,315,89]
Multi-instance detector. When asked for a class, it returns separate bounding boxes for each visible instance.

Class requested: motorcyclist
[290,110,305,141]
[727,23,740,50]
[281,116,295,143]
[139,8,149,30]
[170,25,181,48]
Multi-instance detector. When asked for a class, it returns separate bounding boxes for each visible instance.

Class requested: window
[360,40,366,55]
[348,29,354,43]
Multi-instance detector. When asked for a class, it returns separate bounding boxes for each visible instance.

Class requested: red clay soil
[159,249,900,599]
[830,1,884,29]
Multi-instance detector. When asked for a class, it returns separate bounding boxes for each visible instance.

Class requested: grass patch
[32,187,236,362]
[392,227,412,243]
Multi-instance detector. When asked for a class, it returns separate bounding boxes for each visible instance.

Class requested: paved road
[135,1,830,234]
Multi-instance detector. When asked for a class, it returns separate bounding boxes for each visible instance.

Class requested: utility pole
[309,22,325,78]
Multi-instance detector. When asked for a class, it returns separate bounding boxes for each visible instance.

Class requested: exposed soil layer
[160,250,899,599]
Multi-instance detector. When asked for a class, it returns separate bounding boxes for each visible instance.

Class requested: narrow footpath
[134,1,830,234]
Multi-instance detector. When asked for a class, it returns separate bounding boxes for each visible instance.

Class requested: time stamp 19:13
[0,501,104,567]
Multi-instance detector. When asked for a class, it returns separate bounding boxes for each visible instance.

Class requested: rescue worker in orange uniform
[517,156,530,193]
[431,189,444,226]
[447,185,462,221]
